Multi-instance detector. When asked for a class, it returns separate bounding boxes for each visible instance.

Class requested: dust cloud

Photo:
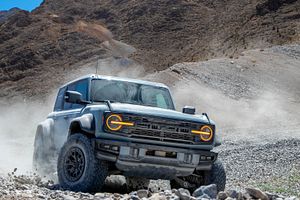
[171,80,300,139]
[0,58,145,175]
[0,97,54,175]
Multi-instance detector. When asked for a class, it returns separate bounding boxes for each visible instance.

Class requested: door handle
[63,116,68,119]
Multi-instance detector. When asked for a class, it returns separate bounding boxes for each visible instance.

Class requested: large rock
[149,193,166,200]
[245,187,268,200]
[137,189,149,198]
[192,184,218,199]
[130,194,141,200]
[175,188,191,200]
[226,190,238,199]
[265,192,281,200]
[196,194,211,199]
[217,191,228,200]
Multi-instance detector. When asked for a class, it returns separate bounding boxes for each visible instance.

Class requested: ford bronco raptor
[33,74,226,192]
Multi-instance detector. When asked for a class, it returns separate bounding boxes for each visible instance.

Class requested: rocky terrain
[0,0,299,99]
[0,45,299,199]
[0,172,298,200]
[0,8,21,23]
[0,0,300,199]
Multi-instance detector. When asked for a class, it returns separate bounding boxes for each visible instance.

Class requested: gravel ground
[219,126,300,195]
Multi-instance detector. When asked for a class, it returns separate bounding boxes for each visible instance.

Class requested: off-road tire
[170,159,226,192]
[126,177,150,191]
[204,159,226,192]
[57,134,108,192]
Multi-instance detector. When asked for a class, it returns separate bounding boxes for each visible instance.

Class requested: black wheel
[204,160,226,192]
[126,177,150,191]
[171,160,226,192]
[57,134,108,192]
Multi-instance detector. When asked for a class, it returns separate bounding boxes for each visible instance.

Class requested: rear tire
[57,134,108,192]
[204,160,226,192]
[170,159,226,192]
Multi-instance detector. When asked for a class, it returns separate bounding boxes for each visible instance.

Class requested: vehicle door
[53,79,89,149]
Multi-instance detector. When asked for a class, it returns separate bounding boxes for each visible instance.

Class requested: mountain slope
[0,0,299,99]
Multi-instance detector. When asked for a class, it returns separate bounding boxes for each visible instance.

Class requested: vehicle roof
[60,74,169,89]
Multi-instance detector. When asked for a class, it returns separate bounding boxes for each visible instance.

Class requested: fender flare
[34,118,54,149]
[214,134,222,147]
[68,114,95,137]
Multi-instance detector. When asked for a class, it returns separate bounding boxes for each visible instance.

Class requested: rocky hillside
[0,0,299,99]
[0,8,21,23]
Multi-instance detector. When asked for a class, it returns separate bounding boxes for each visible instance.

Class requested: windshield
[91,79,175,110]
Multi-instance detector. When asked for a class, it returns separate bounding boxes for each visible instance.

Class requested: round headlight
[106,114,122,131]
[200,125,213,141]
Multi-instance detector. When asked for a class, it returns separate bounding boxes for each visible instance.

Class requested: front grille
[122,115,201,144]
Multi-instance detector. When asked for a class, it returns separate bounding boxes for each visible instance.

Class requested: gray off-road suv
[33,74,226,192]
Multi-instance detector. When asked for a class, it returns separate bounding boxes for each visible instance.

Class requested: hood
[109,103,213,124]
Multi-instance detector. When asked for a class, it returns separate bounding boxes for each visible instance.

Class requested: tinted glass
[91,79,174,110]
[54,87,66,111]
[63,79,89,110]
[72,80,89,109]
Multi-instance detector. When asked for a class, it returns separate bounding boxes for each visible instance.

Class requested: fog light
[200,156,206,160]
[111,146,119,151]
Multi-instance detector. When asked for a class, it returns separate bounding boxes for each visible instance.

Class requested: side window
[54,87,66,111]
[75,80,88,100]
[63,83,75,110]
[63,79,89,110]
[72,80,88,109]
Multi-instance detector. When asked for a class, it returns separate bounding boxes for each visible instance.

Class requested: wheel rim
[64,147,85,182]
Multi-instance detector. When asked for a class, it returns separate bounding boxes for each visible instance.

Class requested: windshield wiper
[93,100,113,111]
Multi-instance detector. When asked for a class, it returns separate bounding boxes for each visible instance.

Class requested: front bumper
[93,138,217,179]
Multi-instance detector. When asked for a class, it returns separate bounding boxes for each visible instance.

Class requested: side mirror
[65,91,83,104]
[182,106,196,115]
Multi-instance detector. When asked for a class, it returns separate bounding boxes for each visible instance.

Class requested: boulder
[217,191,228,200]
[137,189,149,198]
[196,194,211,199]
[175,188,191,200]
[131,194,141,200]
[245,187,268,200]
[149,193,166,200]
[193,184,218,199]
[226,190,238,199]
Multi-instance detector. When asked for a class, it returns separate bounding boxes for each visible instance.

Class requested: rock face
[0,0,299,99]
[0,8,21,23]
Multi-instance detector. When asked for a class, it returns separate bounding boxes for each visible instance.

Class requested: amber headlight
[191,125,213,142]
[106,114,134,131]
